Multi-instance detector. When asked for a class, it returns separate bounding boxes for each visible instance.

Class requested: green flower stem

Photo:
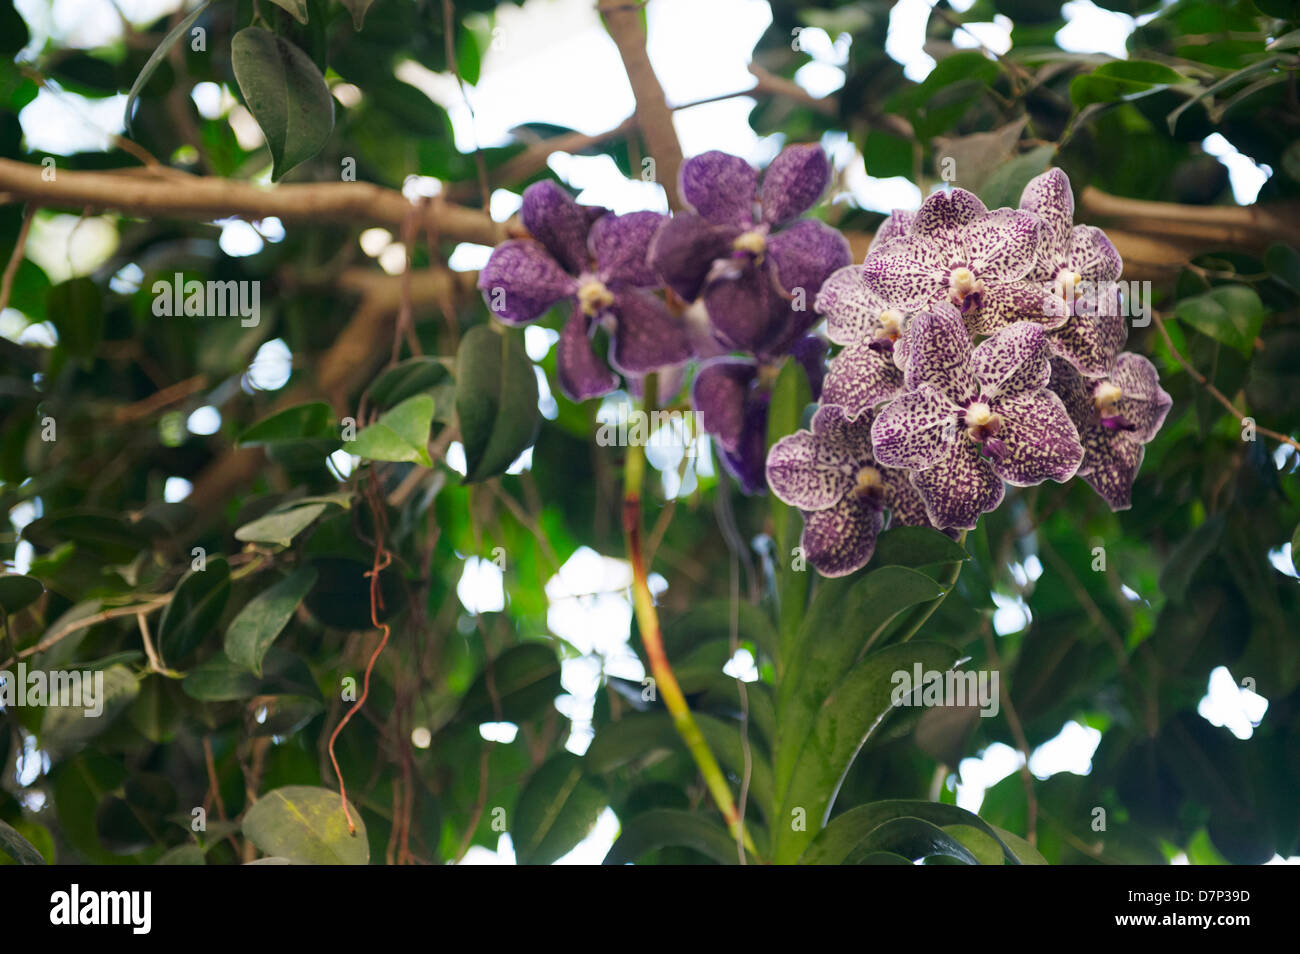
[622,375,759,859]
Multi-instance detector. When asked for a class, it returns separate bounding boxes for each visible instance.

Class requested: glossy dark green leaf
[1071,59,1187,106]
[1174,285,1265,357]
[38,665,139,758]
[124,0,211,132]
[0,819,45,865]
[157,556,230,662]
[242,785,368,864]
[512,753,607,865]
[182,647,318,701]
[603,809,750,865]
[238,402,336,446]
[367,356,451,408]
[800,799,1029,865]
[872,526,970,570]
[22,511,147,563]
[0,573,43,616]
[1265,243,1300,297]
[231,27,334,180]
[224,567,318,676]
[455,324,540,483]
[349,394,435,465]
[843,817,979,864]
[773,640,962,863]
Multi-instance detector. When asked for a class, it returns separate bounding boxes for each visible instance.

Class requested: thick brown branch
[602,5,684,209]
[1080,185,1300,250]
[0,158,505,246]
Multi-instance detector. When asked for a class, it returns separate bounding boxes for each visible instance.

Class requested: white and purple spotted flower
[649,145,851,358]
[478,180,694,401]
[1019,168,1127,377]
[815,264,909,420]
[862,187,1065,338]
[871,304,1084,530]
[1048,355,1172,510]
[766,404,929,577]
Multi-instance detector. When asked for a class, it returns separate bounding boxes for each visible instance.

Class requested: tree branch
[601,5,684,209]
[0,158,505,246]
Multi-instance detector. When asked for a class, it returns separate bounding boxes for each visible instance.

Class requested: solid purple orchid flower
[478,180,694,401]
[1019,168,1128,377]
[871,304,1084,530]
[862,186,1065,338]
[1048,354,1172,510]
[766,404,929,577]
[649,145,851,358]
[693,336,826,494]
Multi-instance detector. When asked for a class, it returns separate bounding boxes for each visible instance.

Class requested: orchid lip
[577,277,615,316]
[853,465,885,501]
[732,229,767,262]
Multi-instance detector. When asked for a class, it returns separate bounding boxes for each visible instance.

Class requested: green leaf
[238,402,336,446]
[773,640,962,863]
[124,0,211,132]
[511,753,607,865]
[1174,285,1265,357]
[1159,514,1225,605]
[156,844,205,865]
[183,647,318,701]
[266,0,309,23]
[766,356,812,659]
[1292,522,1300,576]
[367,356,451,408]
[977,144,1055,210]
[1071,60,1187,107]
[0,819,46,865]
[987,824,1048,864]
[586,712,775,818]
[843,817,979,864]
[46,277,103,358]
[0,573,44,616]
[38,665,139,758]
[231,27,334,180]
[942,823,1005,865]
[22,510,147,563]
[603,809,749,865]
[242,785,368,864]
[872,525,970,569]
[349,394,435,465]
[775,565,950,805]
[455,324,540,483]
[667,599,778,663]
[1265,243,1300,297]
[234,502,328,547]
[338,0,375,30]
[224,567,318,677]
[157,556,231,662]
[454,643,561,725]
[799,799,1025,865]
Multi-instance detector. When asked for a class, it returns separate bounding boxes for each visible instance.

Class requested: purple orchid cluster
[478,145,848,493]
[767,168,1172,578]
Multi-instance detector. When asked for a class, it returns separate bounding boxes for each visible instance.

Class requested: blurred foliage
[1,0,1298,865]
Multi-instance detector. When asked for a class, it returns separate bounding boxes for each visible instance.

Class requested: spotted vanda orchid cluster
[477,144,848,493]
[767,167,1172,578]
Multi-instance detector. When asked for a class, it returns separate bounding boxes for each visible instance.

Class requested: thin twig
[1152,310,1300,452]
